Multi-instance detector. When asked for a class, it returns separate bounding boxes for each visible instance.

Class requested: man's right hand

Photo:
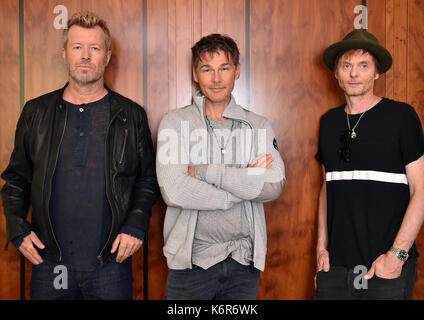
[18,231,45,265]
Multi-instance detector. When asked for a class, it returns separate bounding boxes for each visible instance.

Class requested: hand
[110,233,143,263]
[248,153,273,169]
[18,231,45,265]
[315,249,330,288]
[188,166,196,177]
[366,252,404,280]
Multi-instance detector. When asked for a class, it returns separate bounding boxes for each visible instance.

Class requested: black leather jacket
[1,84,159,264]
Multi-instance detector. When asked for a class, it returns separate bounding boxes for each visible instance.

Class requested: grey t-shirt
[191,117,253,269]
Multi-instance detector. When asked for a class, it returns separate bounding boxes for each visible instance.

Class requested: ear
[374,72,380,80]
[334,70,339,80]
[106,49,112,66]
[192,67,199,83]
[61,47,67,63]
[235,64,241,80]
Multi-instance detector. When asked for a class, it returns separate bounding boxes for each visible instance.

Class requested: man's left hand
[365,251,404,280]
[111,233,143,263]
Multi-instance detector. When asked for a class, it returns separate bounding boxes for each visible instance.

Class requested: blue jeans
[314,258,418,300]
[166,257,260,300]
[30,254,133,300]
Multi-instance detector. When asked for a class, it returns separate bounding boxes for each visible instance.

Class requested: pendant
[221,148,226,155]
[350,130,357,139]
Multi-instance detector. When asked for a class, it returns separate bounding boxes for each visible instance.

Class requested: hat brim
[323,39,393,74]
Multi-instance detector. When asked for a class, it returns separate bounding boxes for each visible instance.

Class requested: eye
[360,64,368,69]
[73,45,81,50]
[91,47,100,51]
[343,63,351,69]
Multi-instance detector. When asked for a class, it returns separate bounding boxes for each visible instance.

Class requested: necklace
[346,110,367,139]
[345,99,380,139]
[205,117,235,155]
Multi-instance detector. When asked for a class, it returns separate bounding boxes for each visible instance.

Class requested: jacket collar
[193,90,250,124]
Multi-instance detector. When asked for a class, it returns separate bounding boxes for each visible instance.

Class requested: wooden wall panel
[250,0,365,299]
[0,0,423,300]
[385,0,408,101]
[408,0,424,300]
[0,0,21,300]
[367,0,386,97]
[198,0,247,108]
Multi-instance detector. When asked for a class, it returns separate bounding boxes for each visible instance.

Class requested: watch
[389,246,409,262]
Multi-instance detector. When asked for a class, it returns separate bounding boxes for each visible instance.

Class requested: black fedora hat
[323,29,393,74]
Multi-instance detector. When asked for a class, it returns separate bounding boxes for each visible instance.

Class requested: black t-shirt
[316,98,424,269]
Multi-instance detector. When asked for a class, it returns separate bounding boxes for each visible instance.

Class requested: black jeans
[166,257,260,300]
[314,258,418,300]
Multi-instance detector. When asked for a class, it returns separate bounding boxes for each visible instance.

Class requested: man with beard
[1,11,159,299]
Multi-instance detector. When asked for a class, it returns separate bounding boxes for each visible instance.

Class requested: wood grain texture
[250,0,365,299]
[408,0,424,300]
[0,0,21,300]
[1,0,423,300]
[385,0,408,101]
[198,0,247,107]
[367,0,386,97]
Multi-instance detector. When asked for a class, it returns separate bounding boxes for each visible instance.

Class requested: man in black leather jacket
[1,11,159,299]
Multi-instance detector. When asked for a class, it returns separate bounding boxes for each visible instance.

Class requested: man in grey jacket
[156,33,285,300]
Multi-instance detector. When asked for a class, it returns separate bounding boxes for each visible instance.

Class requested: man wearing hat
[314,29,424,299]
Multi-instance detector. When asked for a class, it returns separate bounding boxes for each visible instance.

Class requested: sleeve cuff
[194,165,208,181]
[119,225,146,242]
[11,231,31,250]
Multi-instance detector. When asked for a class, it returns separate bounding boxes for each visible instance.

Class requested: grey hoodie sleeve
[194,119,286,202]
[156,113,243,210]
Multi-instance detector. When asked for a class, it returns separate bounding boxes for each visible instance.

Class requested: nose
[350,65,358,78]
[212,70,222,83]
[81,46,91,60]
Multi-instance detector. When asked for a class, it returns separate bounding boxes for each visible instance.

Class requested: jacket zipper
[97,108,123,263]
[217,115,256,265]
[119,128,128,165]
[223,116,254,165]
[46,104,68,261]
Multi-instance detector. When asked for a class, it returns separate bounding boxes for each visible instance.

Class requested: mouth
[210,87,225,92]
[77,64,92,70]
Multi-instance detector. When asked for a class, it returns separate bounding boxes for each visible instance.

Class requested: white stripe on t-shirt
[326,170,408,185]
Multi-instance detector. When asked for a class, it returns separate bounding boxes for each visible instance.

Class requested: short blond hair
[63,11,111,50]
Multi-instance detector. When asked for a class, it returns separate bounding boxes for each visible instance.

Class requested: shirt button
[79,107,84,112]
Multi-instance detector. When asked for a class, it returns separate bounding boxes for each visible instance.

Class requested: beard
[68,58,108,85]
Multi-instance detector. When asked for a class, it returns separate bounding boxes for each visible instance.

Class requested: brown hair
[63,11,111,50]
[191,33,240,69]
[334,48,381,74]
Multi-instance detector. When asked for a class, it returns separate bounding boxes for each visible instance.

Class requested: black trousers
[314,258,418,300]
